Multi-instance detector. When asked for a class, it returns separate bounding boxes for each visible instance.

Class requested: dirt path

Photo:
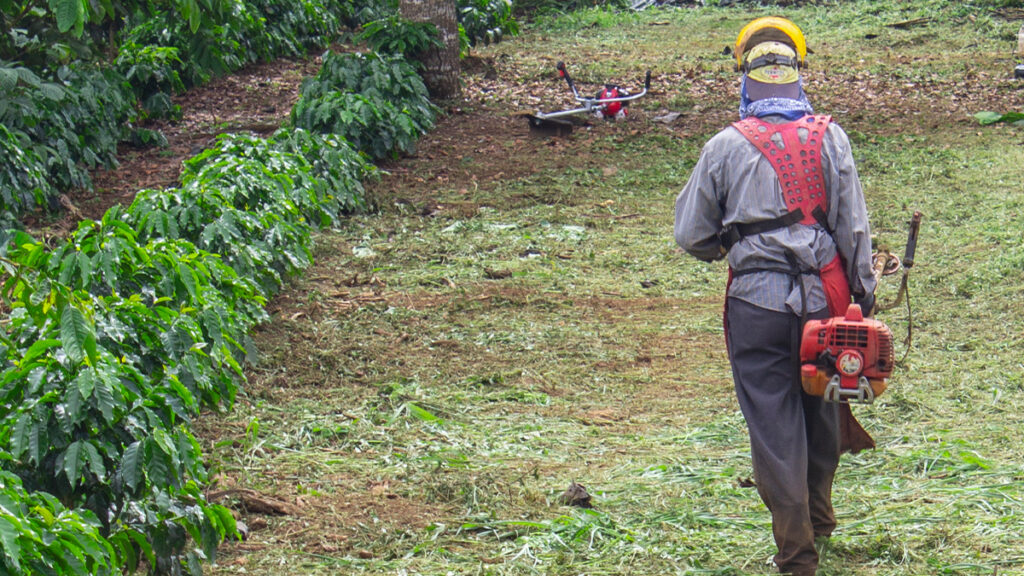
[75,43,1020,224]
[74,57,320,223]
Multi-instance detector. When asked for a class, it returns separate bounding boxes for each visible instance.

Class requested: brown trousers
[726,298,840,575]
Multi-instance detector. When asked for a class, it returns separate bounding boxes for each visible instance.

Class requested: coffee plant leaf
[0,515,22,571]
[62,440,86,487]
[20,338,61,367]
[60,304,97,366]
[120,441,144,492]
[49,0,86,34]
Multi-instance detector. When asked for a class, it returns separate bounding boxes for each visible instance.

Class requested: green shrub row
[355,0,518,59]
[0,45,437,574]
[119,0,354,106]
[458,0,519,49]
[356,15,444,59]
[292,51,436,160]
[0,62,137,215]
[0,0,364,220]
[0,0,514,220]
[0,127,368,575]
[0,471,115,575]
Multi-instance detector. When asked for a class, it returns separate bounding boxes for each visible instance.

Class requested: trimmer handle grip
[556,61,577,95]
[644,70,652,91]
[903,211,922,268]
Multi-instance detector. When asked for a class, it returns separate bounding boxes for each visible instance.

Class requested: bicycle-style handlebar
[555,61,650,105]
[532,62,652,121]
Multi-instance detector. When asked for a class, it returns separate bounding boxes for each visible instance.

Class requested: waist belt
[730,249,821,323]
[719,205,829,251]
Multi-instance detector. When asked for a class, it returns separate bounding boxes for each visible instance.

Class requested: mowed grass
[201,1,1024,575]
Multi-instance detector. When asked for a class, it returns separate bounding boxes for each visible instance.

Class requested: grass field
[200,1,1024,574]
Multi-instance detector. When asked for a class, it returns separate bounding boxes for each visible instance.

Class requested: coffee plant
[459,0,519,48]
[0,2,429,573]
[356,14,442,59]
[248,0,349,57]
[0,123,53,214]
[0,471,115,574]
[353,0,518,56]
[0,0,503,220]
[0,0,357,219]
[0,60,136,212]
[117,0,352,108]
[339,0,397,29]
[118,8,254,89]
[0,225,244,574]
[271,128,374,219]
[0,78,384,576]
[115,43,186,119]
[293,51,435,159]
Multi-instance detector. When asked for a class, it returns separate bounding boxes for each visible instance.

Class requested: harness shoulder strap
[731,114,832,226]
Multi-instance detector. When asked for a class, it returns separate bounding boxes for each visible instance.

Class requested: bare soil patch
[71,43,1022,226]
[76,57,320,222]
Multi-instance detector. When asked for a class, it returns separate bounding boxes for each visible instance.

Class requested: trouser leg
[725,298,837,574]
[804,394,840,538]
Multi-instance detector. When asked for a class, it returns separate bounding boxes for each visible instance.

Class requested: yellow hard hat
[735,16,807,69]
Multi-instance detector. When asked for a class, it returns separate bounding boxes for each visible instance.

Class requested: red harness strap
[731,114,832,225]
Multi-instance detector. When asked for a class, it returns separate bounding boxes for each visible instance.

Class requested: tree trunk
[399,0,461,100]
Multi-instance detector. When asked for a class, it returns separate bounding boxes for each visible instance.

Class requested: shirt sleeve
[824,123,876,300]
[675,141,726,262]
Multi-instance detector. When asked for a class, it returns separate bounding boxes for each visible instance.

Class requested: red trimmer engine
[525,62,651,135]
[800,303,894,404]
[595,85,628,119]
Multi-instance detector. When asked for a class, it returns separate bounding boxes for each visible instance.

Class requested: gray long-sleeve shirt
[674,115,875,314]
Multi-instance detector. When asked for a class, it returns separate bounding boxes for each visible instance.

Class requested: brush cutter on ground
[800,211,923,404]
[525,61,651,136]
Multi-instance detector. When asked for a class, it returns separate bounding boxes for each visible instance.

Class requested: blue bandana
[738,75,814,120]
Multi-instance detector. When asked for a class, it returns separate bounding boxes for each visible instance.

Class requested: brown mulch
[75,57,321,223]
[64,44,1023,231]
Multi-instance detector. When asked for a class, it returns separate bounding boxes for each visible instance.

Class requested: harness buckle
[719,225,742,251]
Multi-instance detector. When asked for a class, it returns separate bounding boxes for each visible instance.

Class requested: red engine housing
[800,303,894,403]
[597,86,626,119]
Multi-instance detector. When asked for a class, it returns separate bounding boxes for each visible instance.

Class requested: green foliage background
[0,0,519,220]
[0,0,464,573]
[0,0,364,218]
